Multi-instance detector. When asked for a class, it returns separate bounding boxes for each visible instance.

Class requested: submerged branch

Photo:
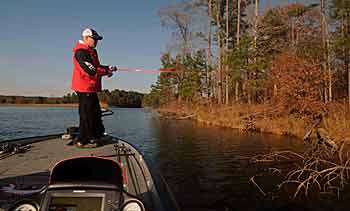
[250,176,267,196]
[251,117,350,200]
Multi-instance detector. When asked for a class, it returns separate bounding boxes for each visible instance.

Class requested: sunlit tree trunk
[274,84,277,99]
[327,29,332,102]
[320,0,325,102]
[320,0,331,102]
[248,0,259,104]
[345,17,350,106]
[348,61,350,107]
[235,81,239,102]
[225,0,229,105]
[254,0,258,48]
[235,0,241,103]
[236,0,241,45]
[208,0,213,100]
[215,0,222,104]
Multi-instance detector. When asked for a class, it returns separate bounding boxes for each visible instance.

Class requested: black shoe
[66,139,75,146]
[86,139,100,148]
[75,139,101,148]
[98,135,111,143]
[75,141,97,148]
[75,141,85,148]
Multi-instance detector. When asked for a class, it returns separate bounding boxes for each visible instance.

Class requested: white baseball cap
[82,28,103,40]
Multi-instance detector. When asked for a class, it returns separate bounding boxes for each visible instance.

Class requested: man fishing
[71,27,117,148]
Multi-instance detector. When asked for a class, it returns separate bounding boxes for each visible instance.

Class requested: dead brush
[250,116,350,200]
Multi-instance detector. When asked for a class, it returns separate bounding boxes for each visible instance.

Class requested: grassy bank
[156,102,350,142]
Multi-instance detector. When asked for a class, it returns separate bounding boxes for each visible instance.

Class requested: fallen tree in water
[250,115,350,200]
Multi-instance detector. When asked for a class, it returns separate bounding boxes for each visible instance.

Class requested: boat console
[11,157,145,211]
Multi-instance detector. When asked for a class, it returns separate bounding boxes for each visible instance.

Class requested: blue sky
[0,0,308,97]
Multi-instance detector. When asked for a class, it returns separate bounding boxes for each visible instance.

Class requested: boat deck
[0,136,180,211]
[0,137,119,187]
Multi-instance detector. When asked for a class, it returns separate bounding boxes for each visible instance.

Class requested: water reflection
[150,119,304,211]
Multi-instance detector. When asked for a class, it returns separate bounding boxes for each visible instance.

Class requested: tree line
[97,89,144,108]
[62,89,144,107]
[144,0,350,117]
[0,89,144,108]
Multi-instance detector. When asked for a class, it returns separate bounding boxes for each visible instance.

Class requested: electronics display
[48,197,103,211]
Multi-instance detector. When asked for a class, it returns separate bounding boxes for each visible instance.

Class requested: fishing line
[116,68,205,74]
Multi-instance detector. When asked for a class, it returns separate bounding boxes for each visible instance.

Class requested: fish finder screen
[49,197,103,211]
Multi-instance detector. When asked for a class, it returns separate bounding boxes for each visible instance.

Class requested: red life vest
[71,41,108,92]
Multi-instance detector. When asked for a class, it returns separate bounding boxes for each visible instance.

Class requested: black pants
[77,92,105,143]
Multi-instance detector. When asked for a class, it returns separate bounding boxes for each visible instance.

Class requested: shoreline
[156,102,350,142]
[156,106,301,138]
[0,103,78,107]
[0,103,109,108]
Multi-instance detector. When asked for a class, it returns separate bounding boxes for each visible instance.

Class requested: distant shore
[0,103,79,107]
[0,102,110,108]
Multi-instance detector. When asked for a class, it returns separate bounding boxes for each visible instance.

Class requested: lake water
[0,106,319,210]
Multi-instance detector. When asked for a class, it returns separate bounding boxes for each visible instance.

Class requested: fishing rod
[0,142,31,160]
[114,68,206,74]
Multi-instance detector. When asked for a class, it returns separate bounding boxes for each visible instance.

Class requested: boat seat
[49,157,123,188]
